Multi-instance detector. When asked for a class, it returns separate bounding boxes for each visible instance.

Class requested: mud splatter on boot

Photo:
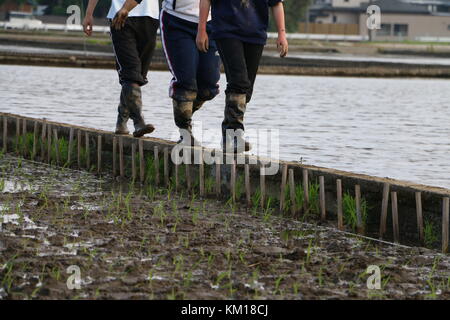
[222,93,251,153]
[115,103,130,135]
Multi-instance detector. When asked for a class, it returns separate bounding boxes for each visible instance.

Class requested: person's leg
[216,38,251,153]
[195,36,220,114]
[242,42,264,104]
[160,11,200,145]
[110,18,154,137]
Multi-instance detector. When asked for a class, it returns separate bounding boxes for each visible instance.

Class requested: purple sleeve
[268,0,283,7]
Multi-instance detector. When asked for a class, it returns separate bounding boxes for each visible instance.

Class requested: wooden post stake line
[112,136,117,177]
[379,183,390,239]
[355,185,363,235]
[97,135,102,174]
[68,127,74,166]
[319,176,326,221]
[164,147,169,187]
[391,191,400,244]
[279,164,288,212]
[288,169,296,216]
[131,142,136,181]
[415,192,424,244]
[245,164,251,208]
[139,139,145,184]
[154,146,160,185]
[32,121,38,160]
[119,136,124,178]
[303,169,309,214]
[260,165,266,209]
[336,179,344,231]
[442,197,449,254]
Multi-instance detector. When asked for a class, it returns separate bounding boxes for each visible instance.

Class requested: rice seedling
[424,219,438,248]
[342,191,368,232]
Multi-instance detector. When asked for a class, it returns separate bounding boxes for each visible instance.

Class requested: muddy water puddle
[0,155,449,300]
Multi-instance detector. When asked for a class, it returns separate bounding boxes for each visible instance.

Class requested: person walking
[83,0,159,137]
[197,0,288,153]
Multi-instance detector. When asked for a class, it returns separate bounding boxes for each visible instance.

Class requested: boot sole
[133,125,155,138]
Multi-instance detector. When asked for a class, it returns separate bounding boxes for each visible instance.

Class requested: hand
[82,14,94,36]
[196,30,209,53]
[111,8,129,30]
[277,33,288,58]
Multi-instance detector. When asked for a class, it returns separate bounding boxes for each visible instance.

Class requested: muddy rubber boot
[222,93,252,153]
[173,99,200,146]
[121,83,155,138]
[115,103,130,135]
[192,99,205,115]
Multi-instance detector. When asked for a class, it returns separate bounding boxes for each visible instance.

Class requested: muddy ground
[0,154,449,300]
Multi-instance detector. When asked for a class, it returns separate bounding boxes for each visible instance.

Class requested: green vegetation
[342,191,368,233]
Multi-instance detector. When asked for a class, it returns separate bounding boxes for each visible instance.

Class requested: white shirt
[162,0,210,24]
[107,0,159,20]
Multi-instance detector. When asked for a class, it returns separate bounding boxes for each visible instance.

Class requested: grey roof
[310,0,441,14]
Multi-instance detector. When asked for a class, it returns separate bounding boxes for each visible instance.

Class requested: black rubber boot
[222,93,251,153]
[192,99,205,115]
[173,99,200,146]
[115,103,130,135]
[121,83,155,138]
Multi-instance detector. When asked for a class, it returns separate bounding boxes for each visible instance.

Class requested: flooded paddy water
[1,155,449,300]
[1,65,450,190]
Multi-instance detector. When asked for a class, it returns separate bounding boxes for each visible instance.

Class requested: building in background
[308,0,450,41]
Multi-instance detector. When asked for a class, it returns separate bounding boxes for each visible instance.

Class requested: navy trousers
[160,11,220,102]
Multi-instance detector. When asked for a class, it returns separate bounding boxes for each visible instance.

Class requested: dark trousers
[110,16,159,86]
[216,38,264,103]
[160,11,220,102]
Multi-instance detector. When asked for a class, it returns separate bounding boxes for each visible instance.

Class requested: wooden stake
[186,163,191,192]
[53,129,59,166]
[355,185,363,235]
[15,117,19,153]
[391,191,400,243]
[139,139,144,183]
[230,159,236,202]
[199,150,205,197]
[442,197,449,254]
[260,165,266,209]
[215,157,221,197]
[47,124,51,164]
[119,136,124,178]
[303,169,309,214]
[154,146,160,185]
[40,120,46,160]
[77,130,81,169]
[288,169,296,216]
[175,160,179,192]
[67,128,74,166]
[319,176,326,221]
[415,192,424,244]
[85,132,90,170]
[245,164,251,208]
[164,147,169,187]
[337,179,344,230]
[2,116,6,153]
[379,183,390,239]
[97,135,102,174]
[32,121,37,160]
[279,164,288,212]
[112,136,117,177]
[131,142,136,181]
[22,118,26,157]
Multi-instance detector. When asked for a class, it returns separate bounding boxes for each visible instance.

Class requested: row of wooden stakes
[1,115,449,253]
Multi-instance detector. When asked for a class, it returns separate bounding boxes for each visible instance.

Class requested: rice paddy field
[0,153,449,300]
